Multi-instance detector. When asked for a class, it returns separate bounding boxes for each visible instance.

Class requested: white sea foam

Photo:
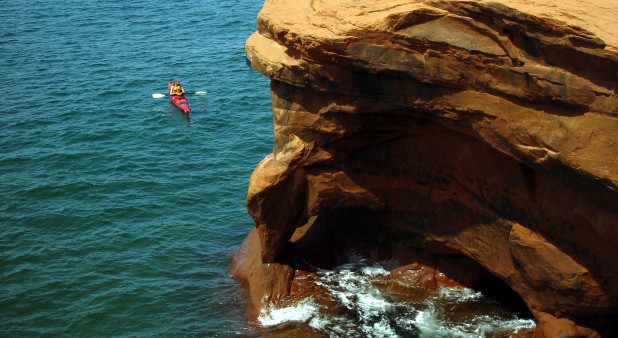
[437,285,483,301]
[407,303,536,338]
[308,314,329,331]
[257,299,320,327]
[258,262,536,337]
[360,264,391,277]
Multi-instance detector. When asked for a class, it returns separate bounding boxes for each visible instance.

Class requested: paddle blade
[152,93,167,99]
[194,90,207,95]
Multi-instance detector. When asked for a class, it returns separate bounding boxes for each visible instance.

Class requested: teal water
[1,1,271,336]
[1,1,537,337]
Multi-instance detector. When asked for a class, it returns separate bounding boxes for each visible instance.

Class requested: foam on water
[257,262,536,337]
[437,285,483,301]
[258,299,320,327]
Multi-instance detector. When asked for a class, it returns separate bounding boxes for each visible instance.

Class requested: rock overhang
[236,0,618,336]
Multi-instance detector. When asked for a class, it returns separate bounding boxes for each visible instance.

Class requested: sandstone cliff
[230,0,618,336]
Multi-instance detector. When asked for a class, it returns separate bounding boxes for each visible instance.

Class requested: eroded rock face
[231,0,618,336]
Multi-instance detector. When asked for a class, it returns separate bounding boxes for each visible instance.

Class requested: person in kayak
[170,80,185,96]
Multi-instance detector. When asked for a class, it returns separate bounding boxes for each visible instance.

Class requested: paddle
[152,90,208,99]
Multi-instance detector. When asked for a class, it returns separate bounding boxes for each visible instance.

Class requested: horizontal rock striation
[231,0,618,336]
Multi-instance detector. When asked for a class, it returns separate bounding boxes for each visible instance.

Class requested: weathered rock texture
[230,0,618,336]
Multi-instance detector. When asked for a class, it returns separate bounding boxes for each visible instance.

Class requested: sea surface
[1,1,270,336]
[0,1,534,337]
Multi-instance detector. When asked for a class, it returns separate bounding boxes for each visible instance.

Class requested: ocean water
[1,0,271,336]
[1,1,536,336]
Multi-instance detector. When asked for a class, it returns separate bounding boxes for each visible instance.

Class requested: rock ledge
[232,1,618,336]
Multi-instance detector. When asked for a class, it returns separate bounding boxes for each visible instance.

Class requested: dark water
[1,1,536,336]
[1,0,271,336]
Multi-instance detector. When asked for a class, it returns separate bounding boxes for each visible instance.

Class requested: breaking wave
[257,261,535,337]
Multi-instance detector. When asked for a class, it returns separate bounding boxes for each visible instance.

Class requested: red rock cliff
[230,0,618,336]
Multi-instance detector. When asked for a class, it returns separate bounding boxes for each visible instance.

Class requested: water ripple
[1,0,269,336]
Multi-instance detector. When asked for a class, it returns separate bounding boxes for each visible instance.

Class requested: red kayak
[167,81,191,114]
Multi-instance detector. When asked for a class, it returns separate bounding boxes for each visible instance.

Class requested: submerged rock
[231,0,618,336]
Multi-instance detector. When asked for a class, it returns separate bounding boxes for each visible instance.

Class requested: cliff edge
[231,0,618,336]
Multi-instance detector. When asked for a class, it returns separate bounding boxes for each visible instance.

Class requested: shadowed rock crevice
[232,0,618,337]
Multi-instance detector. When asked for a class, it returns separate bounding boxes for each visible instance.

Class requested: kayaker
[170,80,185,96]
